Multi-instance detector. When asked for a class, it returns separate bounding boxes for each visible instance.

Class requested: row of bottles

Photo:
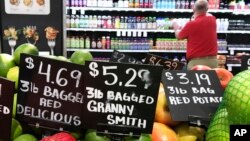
[153,0,195,9]
[165,55,187,64]
[154,38,187,50]
[66,14,190,30]
[66,0,246,10]
[66,36,153,50]
[67,36,228,51]
[67,36,111,49]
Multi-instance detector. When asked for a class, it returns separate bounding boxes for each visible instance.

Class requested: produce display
[0,43,249,141]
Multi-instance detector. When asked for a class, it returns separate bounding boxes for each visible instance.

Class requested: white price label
[122,31,126,36]
[127,31,132,37]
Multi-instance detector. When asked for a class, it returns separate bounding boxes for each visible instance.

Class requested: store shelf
[228,48,250,55]
[67,48,228,54]
[67,48,150,53]
[67,28,250,34]
[217,30,250,34]
[227,63,241,71]
[66,28,174,33]
[67,7,234,13]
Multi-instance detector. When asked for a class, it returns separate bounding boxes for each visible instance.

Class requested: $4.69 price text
[24,57,82,88]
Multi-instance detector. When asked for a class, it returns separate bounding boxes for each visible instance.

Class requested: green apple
[84,129,111,141]
[13,134,37,141]
[7,66,19,90]
[14,43,39,65]
[11,118,23,140]
[0,53,16,77]
[12,93,17,118]
[70,50,93,65]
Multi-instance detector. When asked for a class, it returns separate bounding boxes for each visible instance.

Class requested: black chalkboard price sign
[241,55,250,71]
[17,54,85,131]
[110,50,143,64]
[83,61,163,136]
[144,54,185,70]
[161,70,223,122]
[0,77,14,141]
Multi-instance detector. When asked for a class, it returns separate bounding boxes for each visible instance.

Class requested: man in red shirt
[173,0,218,70]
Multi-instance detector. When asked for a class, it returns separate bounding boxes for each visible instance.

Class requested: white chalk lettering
[43,86,83,103]
[169,96,190,105]
[192,96,222,104]
[39,98,62,109]
[107,114,147,128]
[0,105,10,115]
[192,87,215,94]
[107,91,154,104]
[86,87,103,99]
[87,100,134,115]
[17,104,81,126]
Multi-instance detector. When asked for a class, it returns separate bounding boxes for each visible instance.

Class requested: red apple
[213,68,233,89]
[191,65,212,70]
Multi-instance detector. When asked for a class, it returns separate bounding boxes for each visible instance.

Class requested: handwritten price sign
[83,61,163,136]
[17,54,85,131]
[0,77,14,141]
[144,54,184,70]
[110,50,143,64]
[161,70,223,121]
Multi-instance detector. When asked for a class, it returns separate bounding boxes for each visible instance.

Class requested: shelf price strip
[144,54,185,70]
[17,54,85,131]
[161,70,224,123]
[110,50,143,64]
[83,61,163,136]
[241,55,250,71]
[0,77,15,141]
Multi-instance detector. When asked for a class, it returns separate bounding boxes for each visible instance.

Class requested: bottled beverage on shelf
[91,37,97,49]
[66,36,71,48]
[79,37,84,48]
[129,0,134,7]
[85,36,90,49]
[101,36,106,49]
[97,38,102,49]
[106,36,111,49]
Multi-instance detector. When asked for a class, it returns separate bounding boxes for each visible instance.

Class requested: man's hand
[172,20,181,31]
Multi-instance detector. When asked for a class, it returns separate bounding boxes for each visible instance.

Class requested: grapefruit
[152,122,178,141]
[0,53,16,77]
[224,70,250,124]
[70,50,93,65]
[206,107,229,141]
[7,66,19,90]
[13,43,39,65]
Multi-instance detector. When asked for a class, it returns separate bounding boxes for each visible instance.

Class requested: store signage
[144,54,184,70]
[241,55,250,71]
[161,70,223,121]
[83,61,162,136]
[110,50,143,64]
[17,54,85,131]
[0,77,14,141]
